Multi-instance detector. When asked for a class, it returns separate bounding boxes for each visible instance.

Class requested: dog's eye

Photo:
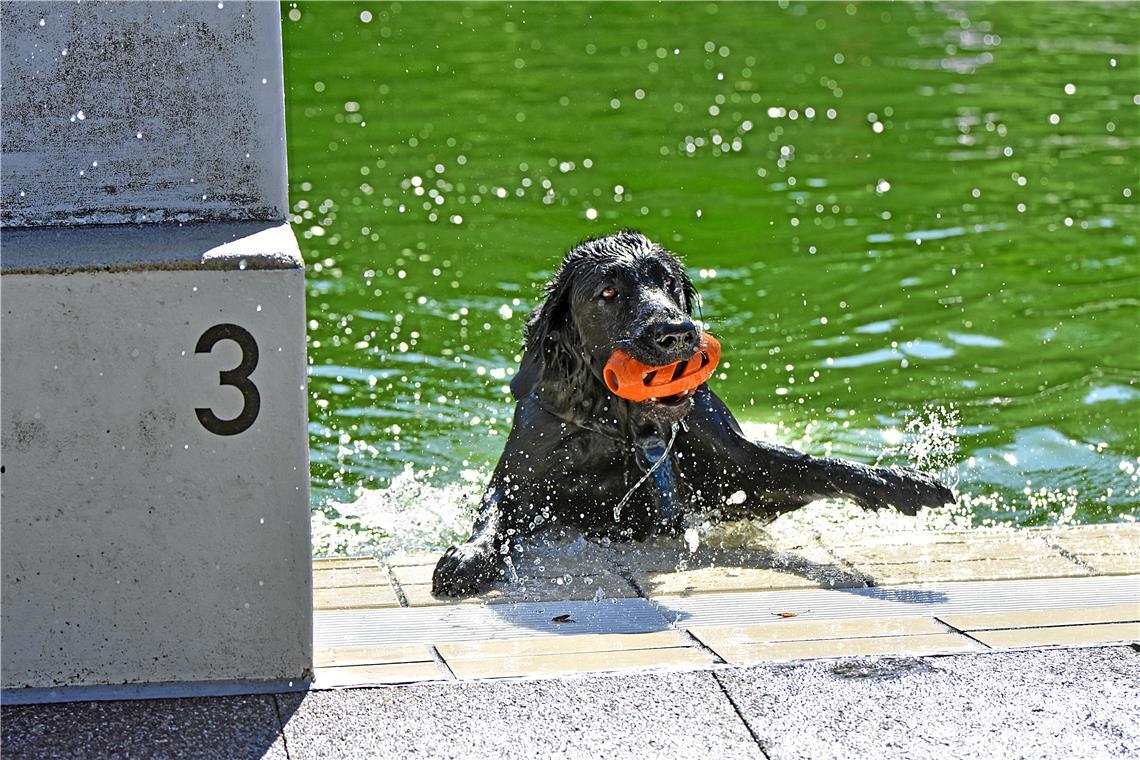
[600,287,618,301]
[664,276,676,290]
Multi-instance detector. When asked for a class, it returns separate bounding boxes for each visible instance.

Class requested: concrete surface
[4,648,1137,759]
[717,646,1140,760]
[1,1,287,227]
[1,694,288,760]
[1,222,303,274]
[278,670,762,760]
[2,0,310,694]
[1,267,311,688]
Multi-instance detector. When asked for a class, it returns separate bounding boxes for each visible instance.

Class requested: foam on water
[312,464,481,557]
[316,409,992,557]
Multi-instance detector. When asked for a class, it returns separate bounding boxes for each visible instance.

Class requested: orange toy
[603,333,721,402]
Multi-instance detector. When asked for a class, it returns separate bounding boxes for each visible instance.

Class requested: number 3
[195,323,260,435]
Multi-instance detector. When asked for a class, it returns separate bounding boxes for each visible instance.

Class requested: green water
[282,2,1139,552]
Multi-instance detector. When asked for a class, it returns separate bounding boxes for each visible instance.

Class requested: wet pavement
[4,646,1137,759]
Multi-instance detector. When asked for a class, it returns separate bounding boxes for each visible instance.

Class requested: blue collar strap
[638,437,679,532]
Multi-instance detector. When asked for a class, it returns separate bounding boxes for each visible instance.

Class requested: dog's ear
[509,323,546,400]
[681,268,699,316]
[510,276,573,400]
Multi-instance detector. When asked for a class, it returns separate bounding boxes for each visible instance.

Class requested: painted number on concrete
[195,323,261,435]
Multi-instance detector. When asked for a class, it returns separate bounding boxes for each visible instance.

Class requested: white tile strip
[652,575,1140,628]
[314,598,672,649]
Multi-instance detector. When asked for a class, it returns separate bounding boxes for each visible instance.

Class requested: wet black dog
[432,231,954,596]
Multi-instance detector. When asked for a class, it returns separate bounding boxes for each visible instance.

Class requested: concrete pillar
[1,2,312,700]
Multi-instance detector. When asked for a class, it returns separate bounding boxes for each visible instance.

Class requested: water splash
[312,464,482,556]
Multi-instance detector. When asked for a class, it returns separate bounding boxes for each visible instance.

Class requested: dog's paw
[853,467,956,517]
[431,542,502,598]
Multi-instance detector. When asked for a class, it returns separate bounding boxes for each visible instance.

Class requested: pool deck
[3,523,1138,758]
[309,522,1139,686]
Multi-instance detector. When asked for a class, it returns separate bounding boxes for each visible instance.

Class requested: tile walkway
[310,523,1140,685]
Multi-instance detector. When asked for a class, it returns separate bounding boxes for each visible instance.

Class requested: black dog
[432,231,954,596]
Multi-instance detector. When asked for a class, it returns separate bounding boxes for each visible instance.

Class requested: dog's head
[510,230,703,422]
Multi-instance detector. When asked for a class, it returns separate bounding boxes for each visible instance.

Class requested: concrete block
[1,225,311,689]
[2,1,287,227]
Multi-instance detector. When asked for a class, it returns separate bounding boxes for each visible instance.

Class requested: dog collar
[637,434,679,533]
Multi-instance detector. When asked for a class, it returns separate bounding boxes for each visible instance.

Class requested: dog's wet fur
[432,231,955,597]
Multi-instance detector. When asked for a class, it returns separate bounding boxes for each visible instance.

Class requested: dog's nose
[652,320,700,352]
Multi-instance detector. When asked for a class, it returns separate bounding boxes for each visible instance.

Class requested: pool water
[282,2,1139,555]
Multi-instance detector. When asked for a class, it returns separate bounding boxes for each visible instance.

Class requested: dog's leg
[431,485,522,597]
[433,399,578,597]
[679,389,955,516]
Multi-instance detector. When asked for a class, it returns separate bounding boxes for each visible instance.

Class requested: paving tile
[444,645,713,679]
[312,566,391,589]
[971,622,1140,649]
[1049,532,1139,556]
[1076,553,1140,575]
[705,632,982,664]
[939,604,1140,632]
[312,556,381,570]
[312,583,401,610]
[397,583,487,607]
[436,630,688,661]
[390,558,637,592]
[851,555,1088,585]
[716,646,1140,760]
[623,538,842,573]
[278,670,763,759]
[312,661,447,688]
[382,550,443,567]
[689,616,947,650]
[818,529,983,547]
[828,536,1059,565]
[315,644,435,668]
[1,695,287,759]
[635,565,862,596]
[1047,523,1140,541]
[387,561,443,586]
[399,573,638,607]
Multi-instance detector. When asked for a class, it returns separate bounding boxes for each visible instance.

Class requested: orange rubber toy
[603,333,721,402]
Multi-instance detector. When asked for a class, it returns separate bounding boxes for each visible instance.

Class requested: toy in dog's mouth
[603,333,721,407]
